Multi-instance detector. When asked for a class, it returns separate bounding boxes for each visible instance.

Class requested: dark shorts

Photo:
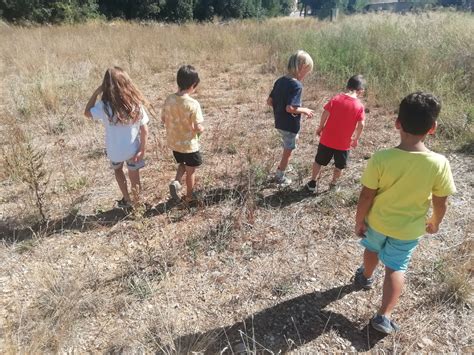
[173,151,202,167]
[315,143,349,169]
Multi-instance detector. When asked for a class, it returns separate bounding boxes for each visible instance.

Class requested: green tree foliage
[193,0,215,21]
[98,0,163,20]
[0,0,98,23]
[165,0,193,22]
[1,0,467,24]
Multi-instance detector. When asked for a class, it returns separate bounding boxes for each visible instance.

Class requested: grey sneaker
[169,180,182,201]
[276,175,292,186]
[116,197,132,209]
[371,314,400,334]
[353,267,374,290]
[329,183,341,192]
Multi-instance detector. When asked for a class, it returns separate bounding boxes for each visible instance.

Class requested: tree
[194,0,215,21]
[164,0,193,22]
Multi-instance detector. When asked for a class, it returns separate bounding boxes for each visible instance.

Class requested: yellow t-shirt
[162,93,204,153]
[361,148,456,240]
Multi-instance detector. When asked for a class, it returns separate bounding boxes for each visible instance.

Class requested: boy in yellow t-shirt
[162,65,204,203]
[354,92,456,334]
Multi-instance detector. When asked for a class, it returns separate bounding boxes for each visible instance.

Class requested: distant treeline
[0,0,471,24]
[0,0,294,24]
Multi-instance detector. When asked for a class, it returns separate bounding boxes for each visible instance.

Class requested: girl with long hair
[84,67,151,208]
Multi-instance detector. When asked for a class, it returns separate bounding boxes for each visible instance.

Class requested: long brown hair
[101,67,147,124]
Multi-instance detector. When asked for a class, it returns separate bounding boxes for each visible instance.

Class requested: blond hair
[287,50,314,78]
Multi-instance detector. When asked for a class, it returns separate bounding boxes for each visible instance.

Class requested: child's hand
[350,138,358,148]
[302,108,314,118]
[315,126,323,136]
[132,150,144,162]
[425,218,440,234]
[355,221,367,237]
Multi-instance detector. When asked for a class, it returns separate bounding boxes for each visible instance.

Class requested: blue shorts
[360,226,420,272]
[277,129,298,150]
[110,158,145,171]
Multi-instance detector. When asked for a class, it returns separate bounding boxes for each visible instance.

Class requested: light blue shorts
[110,158,145,171]
[277,129,298,150]
[360,226,420,272]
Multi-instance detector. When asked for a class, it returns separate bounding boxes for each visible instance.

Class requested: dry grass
[0,13,473,353]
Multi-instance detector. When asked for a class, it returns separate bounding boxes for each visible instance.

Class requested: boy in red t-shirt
[306,75,366,193]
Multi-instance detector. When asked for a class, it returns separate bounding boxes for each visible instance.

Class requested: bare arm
[132,124,149,162]
[351,120,365,147]
[194,122,204,134]
[286,105,314,118]
[84,86,102,118]
[355,186,377,236]
[267,97,273,107]
[426,195,448,234]
[315,110,330,136]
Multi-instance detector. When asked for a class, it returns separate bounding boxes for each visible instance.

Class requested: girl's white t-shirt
[91,100,149,162]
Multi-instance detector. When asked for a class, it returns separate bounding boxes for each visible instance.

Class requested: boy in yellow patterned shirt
[162,65,204,203]
[354,92,456,334]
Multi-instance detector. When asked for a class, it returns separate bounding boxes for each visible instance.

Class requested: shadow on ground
[160,284,386,353]
[0,187,242,243]
[0,185,323,243]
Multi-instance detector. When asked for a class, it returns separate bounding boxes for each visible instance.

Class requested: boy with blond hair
[354,92,456,333]
[162,65,204,203]
[267,50,315,186]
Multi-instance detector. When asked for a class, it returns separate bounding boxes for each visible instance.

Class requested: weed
[436,238,473,308]
[271,279,294,298]
[127,274,153,300]
[3,124,49,221]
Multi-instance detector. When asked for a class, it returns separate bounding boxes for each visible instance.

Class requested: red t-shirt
[320,93,365,151]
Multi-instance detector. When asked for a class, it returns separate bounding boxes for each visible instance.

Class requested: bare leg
[363,249,379,278]
[330,167,342,185]
[278,148,293,171]
[114,167,130,202]
[311,162,322,180]
[185,166,196,200]
[128,169,141,203]
[175,163,186,183]
[378,267,404,317]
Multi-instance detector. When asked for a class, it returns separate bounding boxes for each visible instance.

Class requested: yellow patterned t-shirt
[162,93,204,153]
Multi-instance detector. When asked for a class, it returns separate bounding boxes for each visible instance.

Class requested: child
[353,92,456,334]
[306,75,366,193]
[162,65,204,203]
[84,67,150,208]
[267,50,315,186]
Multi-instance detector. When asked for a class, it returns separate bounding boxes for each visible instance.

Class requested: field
[0,12,473,353]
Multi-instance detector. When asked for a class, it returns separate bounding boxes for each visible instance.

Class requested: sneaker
[169,180,182,201]
[276,175,292,186]
[371,314,400,334]
[353,267,374,290]
[116,197,132,209]
[306,179,318,193]
[329,183,340,192]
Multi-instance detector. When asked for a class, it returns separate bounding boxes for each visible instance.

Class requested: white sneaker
[276,175,292,186]
[169,180,182,200]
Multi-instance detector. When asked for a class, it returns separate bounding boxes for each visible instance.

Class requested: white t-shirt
[91,100,149,162]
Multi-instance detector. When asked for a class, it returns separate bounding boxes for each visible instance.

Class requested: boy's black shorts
[173,151,202,167]
[315,143,349,169]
